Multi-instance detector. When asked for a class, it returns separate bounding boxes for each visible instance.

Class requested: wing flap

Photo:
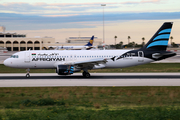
[74,58,108,69]
[54,58,108,70]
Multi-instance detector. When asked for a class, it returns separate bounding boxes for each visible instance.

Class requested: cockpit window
[10,55,19,58]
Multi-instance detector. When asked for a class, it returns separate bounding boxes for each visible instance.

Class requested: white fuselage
[4,50,154,69]
[51,46,92,50]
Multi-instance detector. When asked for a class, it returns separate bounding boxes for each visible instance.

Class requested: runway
[0,73,180,87]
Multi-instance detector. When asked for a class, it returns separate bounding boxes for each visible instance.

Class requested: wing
[54,57,110,71]
[73,58,108,69]
[53,58,108,70]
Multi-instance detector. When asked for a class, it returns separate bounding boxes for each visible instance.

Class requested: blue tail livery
[85,35,94,46]
[116,22,175,61]
[143,22,173,51]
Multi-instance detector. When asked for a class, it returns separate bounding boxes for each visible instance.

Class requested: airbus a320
[4,22,176,78]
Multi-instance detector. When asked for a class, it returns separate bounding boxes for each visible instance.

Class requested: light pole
[101,4,106,43]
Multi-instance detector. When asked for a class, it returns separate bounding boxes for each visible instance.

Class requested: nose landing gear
[26,68,30,78]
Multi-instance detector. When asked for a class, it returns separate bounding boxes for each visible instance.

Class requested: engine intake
[56,65,74,75]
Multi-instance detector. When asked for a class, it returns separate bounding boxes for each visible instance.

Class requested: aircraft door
[24,51,30,62]
[138,51,144,62]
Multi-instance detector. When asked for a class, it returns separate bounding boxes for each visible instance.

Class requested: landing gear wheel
[26,73,30,78]
[82,71,90,78]
[26,68,30,78]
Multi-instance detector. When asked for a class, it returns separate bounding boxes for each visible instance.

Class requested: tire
[83,72,90,78]
[26,74,30,78]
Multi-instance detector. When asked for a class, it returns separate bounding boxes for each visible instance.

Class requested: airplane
[3,22,176,78]
[50,35,95,50]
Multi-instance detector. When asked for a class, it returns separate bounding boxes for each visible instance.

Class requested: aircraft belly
[105,57,153,68]
[31,61,55,69]
[17,61,56,69]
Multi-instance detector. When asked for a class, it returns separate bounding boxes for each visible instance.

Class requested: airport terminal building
[0,26,102,51]
[0,26,56,51]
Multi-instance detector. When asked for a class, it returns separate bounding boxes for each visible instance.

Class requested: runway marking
[0,73,180,87]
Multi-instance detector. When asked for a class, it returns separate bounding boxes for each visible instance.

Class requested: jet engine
[56,65,81,75]
[56,65,74,75]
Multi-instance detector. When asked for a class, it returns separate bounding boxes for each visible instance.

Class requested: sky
[0,0,180,44]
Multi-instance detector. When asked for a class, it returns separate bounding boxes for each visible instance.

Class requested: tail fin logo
[89,40,93,44]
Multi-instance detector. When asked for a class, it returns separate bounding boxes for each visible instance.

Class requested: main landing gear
[26,68,30,78]
[82,71,90,78]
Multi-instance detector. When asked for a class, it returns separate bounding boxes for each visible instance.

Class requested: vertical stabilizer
[142,22,173,51]
[85,36,94,46]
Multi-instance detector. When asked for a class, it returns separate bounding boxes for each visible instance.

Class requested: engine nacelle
[56,65,74,75]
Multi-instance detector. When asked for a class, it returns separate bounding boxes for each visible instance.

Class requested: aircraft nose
[3,59,10,67]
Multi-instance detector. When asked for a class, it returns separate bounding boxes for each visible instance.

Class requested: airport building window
[20,47,26,51]
[7,47,11,51]
[34,41,40,44]
[20,41,26,44]
[27,41,33,44]
[34,47,40,50]
[6,41,11,44]
[27,47,33,50]
[13,47,19,51]
[13,41,19,44]
[5,35,11,37]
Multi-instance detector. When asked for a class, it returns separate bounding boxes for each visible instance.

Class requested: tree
[132,41,135,47]
[119,41,123,46]
[170,36,173,46]
[142,37,145,46]
[114,36,117,45]
[128,36,131,44]
[119,41,123,48]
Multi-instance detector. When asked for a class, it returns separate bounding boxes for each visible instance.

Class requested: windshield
[10,55,19,58]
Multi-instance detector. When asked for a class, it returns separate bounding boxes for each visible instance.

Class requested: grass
[0,87,180,119]
[1,63,180,73]
[1,63,180,119]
